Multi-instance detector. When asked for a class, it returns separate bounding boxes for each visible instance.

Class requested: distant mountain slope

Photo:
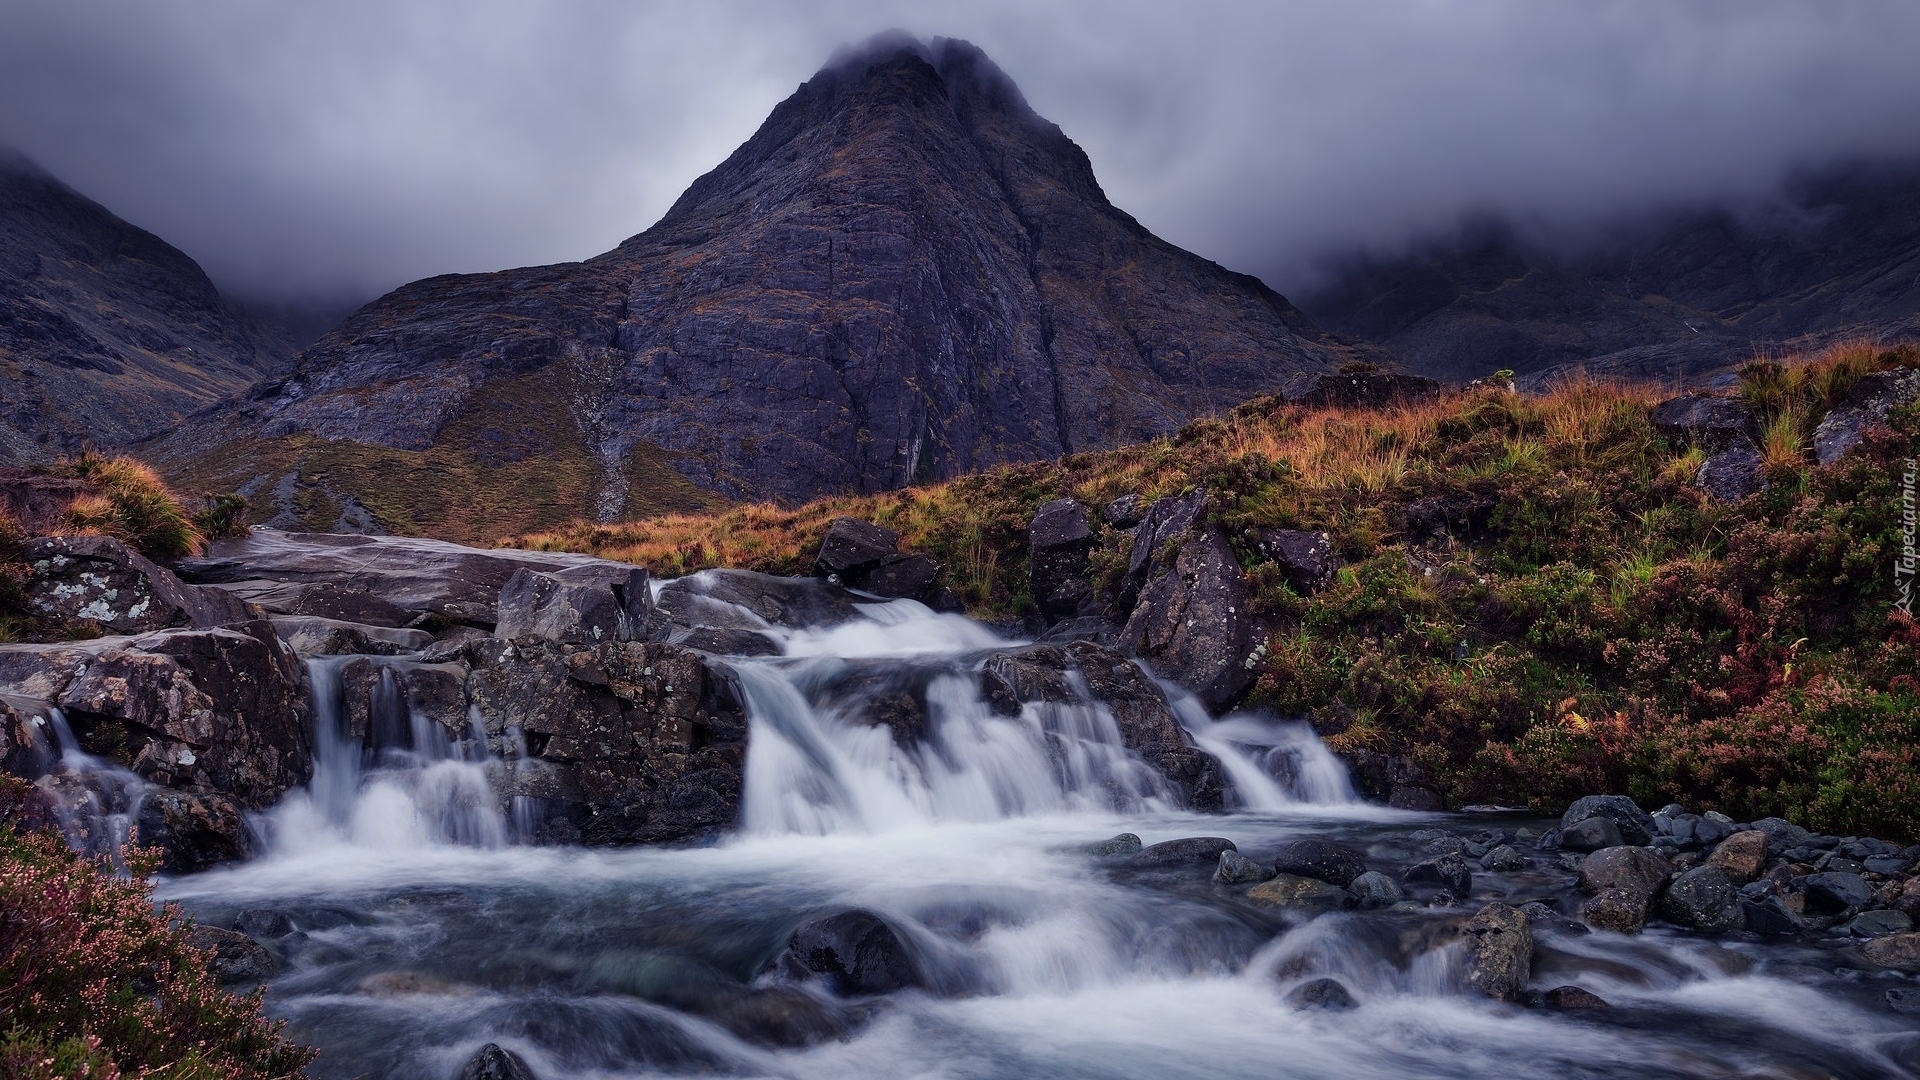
[1297,162,1920,387]
[0,151,312,463]
[150,36,1367,538]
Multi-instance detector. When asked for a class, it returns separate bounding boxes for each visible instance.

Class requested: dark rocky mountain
[149,36,1367,539]
[0,150,317,464]
[1297,162,1920,388]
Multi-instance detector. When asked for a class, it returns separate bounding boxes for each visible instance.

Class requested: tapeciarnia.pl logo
[1899,457,1917,616]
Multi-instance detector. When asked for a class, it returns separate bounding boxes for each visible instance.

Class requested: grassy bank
[517,342,1920,838]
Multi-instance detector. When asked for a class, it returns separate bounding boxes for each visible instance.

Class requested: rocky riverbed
[4,524,1920,1077]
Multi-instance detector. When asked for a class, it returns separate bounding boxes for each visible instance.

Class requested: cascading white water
[735,593,1348,835]
[257,656,509,855]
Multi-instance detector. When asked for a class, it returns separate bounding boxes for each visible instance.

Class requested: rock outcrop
[21,535,257,635]
[147,36,1366,537]
[1112,489,1259,710]
[0,150,316,464]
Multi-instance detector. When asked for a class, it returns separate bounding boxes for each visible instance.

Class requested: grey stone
[1542,985,1611,1010]
[1659,865,1743,933]
[496,563,652,645]
[22,535,257,635]
[1132,836,1237,868]
[183,925,277,984]
[457,1043,538,1080]
[1480,844,1527,872]
[1560,817,1625,852]
[1405,852,1473,896]
[1117,492,1259,709]
[1650,394,1757,453]
[1695,447,1767,502]
[1085,833,1144,857]
[1845,909,1914,937]
[1560,795,1656,846]
[1464,902,1533,1001]
[1214,849,1275,885]
[1347,871,1404,909]
[1246,873,1356,915]
[1028,499,1097,621]
[1270,839,1368,886]
[1813,369,1920,464]
[1741,896,1802,935]
[1251,528,1340,595]
[1102,494,1148,529]
[855,553,941,602]
[1284,977,1356,1011]
[767,910,921,997]
[1804,872,1874,914]
[814,518,899,580]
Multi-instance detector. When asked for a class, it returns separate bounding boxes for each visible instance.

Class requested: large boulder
[266,615,432,657]
[467,639,748,845]
[496,563,652,645]
[1115,491,1258,710]
[1650,394,1757,453]
[1560,796,1656,847]
[1270,839,1367,886]
[1705,830,1770,885]
[653,569,864,634]
[1250,528,1340,595]
[1812,368,1920,465]
[1658,865,1743,932]
[136,789,252,873]
[1028,499,1098,621]
[0,623,311,810]
[1576,846,1673,933]
[765,910,922,996]
[1695,447,1767,503]
[21,535,256,635]
[1464,902,1532,1001]
[813,518,899,582]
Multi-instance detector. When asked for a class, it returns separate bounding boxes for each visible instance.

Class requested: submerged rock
[767,910,922,996]
[1246,873,1355,916]
[184,925,277,984]
[1132,836,1237,868]
[1283,977,1356,1011]
[457,1043,538,1080]
[1542,985,1611,1011]
[1347,870,1404,909]
[1270,838,1368,887]
[1085,833,1144,857]
[1405,852,1473,897]
[1214,849,1275,885]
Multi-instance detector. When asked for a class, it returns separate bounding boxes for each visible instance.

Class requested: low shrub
[0,775,315,1078]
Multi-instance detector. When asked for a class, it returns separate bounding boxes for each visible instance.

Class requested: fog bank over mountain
[2,1,1917,300]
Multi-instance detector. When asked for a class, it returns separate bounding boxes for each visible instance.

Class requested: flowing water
[130,585,1920,1079]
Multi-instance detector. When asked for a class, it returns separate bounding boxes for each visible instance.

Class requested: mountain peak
[153,38,1360,537]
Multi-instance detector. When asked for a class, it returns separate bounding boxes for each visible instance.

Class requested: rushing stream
[123,585,1920,1079]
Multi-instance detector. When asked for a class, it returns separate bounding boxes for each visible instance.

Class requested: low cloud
[2,0,1916,301]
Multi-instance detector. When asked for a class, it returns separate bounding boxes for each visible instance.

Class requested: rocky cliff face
[1298,162,1920,386]
[150,37,1363,538]
[0,151,311,464]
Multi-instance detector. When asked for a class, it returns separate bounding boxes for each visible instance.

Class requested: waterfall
[257,657,508,854]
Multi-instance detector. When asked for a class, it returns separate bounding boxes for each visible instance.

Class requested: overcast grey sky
[3,0,1917,302]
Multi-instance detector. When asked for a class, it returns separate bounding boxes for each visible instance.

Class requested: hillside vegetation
[518,342,1920,838]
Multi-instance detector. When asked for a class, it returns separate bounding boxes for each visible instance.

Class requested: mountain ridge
[147,37,1369,538]
[0,151,317,463]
